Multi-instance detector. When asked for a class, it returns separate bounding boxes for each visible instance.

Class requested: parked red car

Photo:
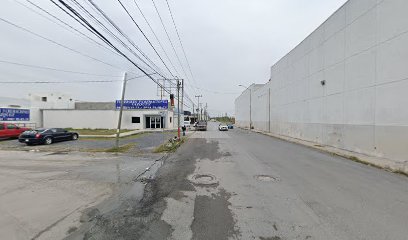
[0,123,30,139]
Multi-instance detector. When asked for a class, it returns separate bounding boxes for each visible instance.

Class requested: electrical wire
[116,0,176,79]
[0,59,121,77]
[0,17,124,70]
[53,0,171,95]
[0,73,153,84]
[133,0,179,76]
[17,0,122,57]
[72,0,168,79]
[164,0,198,86]
[150,0,189,80]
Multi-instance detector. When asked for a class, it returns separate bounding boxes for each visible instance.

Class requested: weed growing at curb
[154,138,186,153]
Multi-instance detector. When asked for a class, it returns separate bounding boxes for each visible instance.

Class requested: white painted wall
[235,0,408,162]
[43,109,176,130]
[29,92,75,109]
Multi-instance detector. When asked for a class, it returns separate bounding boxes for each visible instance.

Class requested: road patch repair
[0,130,181,240]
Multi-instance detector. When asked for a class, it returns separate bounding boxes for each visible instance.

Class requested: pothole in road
[189,174,218,187]
[254,175,280,182]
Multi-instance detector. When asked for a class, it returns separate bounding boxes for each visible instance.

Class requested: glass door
[155,117,161,128]
[146,116,164,129]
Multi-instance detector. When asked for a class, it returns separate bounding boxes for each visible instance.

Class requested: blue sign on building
[115,100,168,110]
[0,108,30,121]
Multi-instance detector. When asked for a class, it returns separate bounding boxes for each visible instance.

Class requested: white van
[183,117,191,128]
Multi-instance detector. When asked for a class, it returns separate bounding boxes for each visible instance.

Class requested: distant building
[43,100,179,130]
[235,0,408,162]
[1,93,181,130]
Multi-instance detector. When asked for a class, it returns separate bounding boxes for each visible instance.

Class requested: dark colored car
[19,128,79,145]
[195,121,207,131]
[227,124,234,129]
[0,123,30,139]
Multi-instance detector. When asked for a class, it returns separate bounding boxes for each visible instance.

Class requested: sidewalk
[80,128,178,138]
[239,127,408,176]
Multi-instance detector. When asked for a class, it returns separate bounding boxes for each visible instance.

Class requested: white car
[218,124,228,131]
[183,121,191,128]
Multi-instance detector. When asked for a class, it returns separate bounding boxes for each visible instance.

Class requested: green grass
[65,128,133,136]
[154,137,186,153]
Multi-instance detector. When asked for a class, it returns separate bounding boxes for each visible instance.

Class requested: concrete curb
[239,127,408,176]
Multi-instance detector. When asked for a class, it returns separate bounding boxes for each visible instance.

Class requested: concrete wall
[43,109,175,130]
[29,93,75,109]
[235,0,408,162]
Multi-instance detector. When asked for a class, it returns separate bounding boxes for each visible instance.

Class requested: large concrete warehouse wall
[235,0,408,162]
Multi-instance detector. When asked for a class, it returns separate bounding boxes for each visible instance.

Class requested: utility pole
[116,72,127,149]
[199,103,203,121]
[177,79,181,139]
[205,103,208,121]
[181,79,185,133]
[192,103,195,122]
[195,95,202,120]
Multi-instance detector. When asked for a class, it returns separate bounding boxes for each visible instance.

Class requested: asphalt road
[0,150,164,240]
[75,122,408,240]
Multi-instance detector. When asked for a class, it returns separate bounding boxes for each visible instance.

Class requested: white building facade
[235,0,408,162]
[1,94,180,130]
[43,101,179,130]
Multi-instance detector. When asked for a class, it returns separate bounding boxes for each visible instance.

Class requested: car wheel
[44,137,53,145]
[72,134,78,140]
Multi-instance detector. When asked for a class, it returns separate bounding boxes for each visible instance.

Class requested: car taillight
[35,134,41,139]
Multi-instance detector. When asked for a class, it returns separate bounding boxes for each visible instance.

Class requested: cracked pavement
[2,122,408,239]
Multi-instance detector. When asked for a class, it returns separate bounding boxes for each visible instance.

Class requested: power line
[164,0,197,86]
[0,17,124,70]
[116,0,176,79]
[154,0,200,98]
[0,73,152,84]
[0,59,121,77]
[82,0,193,109]
[16,0,122,57]
[150,0,200,100]
[132,0,179,76]
[53,0,172,95]
[73,0,168,79]
[150,0,189,80]
[0,80,120,84]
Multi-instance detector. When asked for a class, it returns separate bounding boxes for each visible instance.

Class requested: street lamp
[238,84,252,130]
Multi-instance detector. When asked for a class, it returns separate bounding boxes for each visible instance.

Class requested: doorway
[145,116,165,129]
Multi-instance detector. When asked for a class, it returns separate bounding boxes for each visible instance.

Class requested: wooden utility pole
[116,72,127,149]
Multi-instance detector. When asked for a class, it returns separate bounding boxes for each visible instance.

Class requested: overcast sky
[0,0,347,116]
